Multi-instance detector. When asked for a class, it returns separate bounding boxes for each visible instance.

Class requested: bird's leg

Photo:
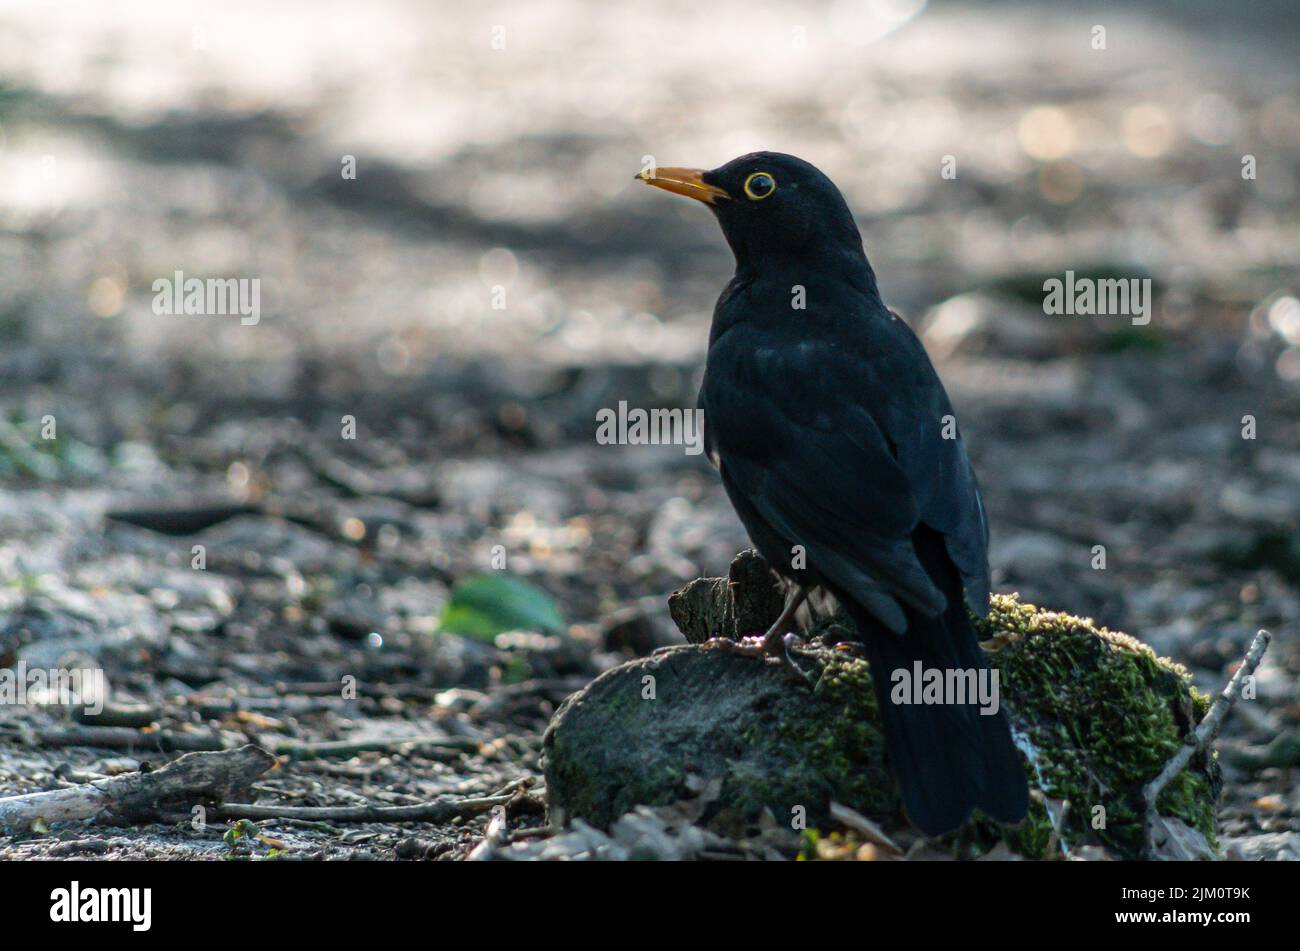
[705,584,814,684]
[759,584,813,682]
[759,584,810,654]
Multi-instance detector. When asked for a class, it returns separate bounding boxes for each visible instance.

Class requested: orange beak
[635,166,731,205]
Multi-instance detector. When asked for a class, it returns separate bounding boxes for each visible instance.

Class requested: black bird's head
[637,152,867,275]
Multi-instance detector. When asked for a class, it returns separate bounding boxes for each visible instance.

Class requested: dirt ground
[0,0,1297,859]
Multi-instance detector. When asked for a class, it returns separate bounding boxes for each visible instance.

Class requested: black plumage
[638,152,1029,834]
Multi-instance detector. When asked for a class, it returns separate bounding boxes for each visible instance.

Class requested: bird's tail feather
[840,539,1028,835]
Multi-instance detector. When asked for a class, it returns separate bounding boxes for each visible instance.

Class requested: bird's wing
[704,314,990,632]
[878,311,991,614]
[703,330,937,633]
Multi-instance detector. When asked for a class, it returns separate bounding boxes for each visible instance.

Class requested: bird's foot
[769,630,816,686]
[703,629,814,686]
[703,583,815,685]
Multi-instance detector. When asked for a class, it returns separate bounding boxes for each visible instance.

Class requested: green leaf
[223,819,258,847]
[438,574,565,642]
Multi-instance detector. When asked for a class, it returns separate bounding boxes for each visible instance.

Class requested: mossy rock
[976,596,1218,858]
[543,644,897,836]
[544,555,1218,859]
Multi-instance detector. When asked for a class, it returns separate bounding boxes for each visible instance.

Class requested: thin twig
[212,791,514,824]
[1143,628,1271,854]
[3,724,233,753]
[260,735,480,761]
[1041,797,1071,861]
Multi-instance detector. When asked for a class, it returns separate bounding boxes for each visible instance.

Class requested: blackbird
[637,152,1029,835]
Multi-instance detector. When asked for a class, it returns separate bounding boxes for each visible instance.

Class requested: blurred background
[0,0,1297,857]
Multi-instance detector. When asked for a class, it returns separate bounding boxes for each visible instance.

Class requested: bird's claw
[775,633,816,686]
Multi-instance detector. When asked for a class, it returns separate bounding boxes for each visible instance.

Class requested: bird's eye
[743,172,776,200]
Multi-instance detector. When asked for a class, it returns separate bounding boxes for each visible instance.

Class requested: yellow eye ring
[743,171,777,200]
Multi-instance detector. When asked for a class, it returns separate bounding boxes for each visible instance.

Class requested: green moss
[709,650,898,831]
[772,650,899,821]
[800,594,1218,859]
[975,594,1219,859]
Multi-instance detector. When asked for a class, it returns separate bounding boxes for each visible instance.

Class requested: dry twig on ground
[1143,628,1272,859]
[0,745,276,832]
